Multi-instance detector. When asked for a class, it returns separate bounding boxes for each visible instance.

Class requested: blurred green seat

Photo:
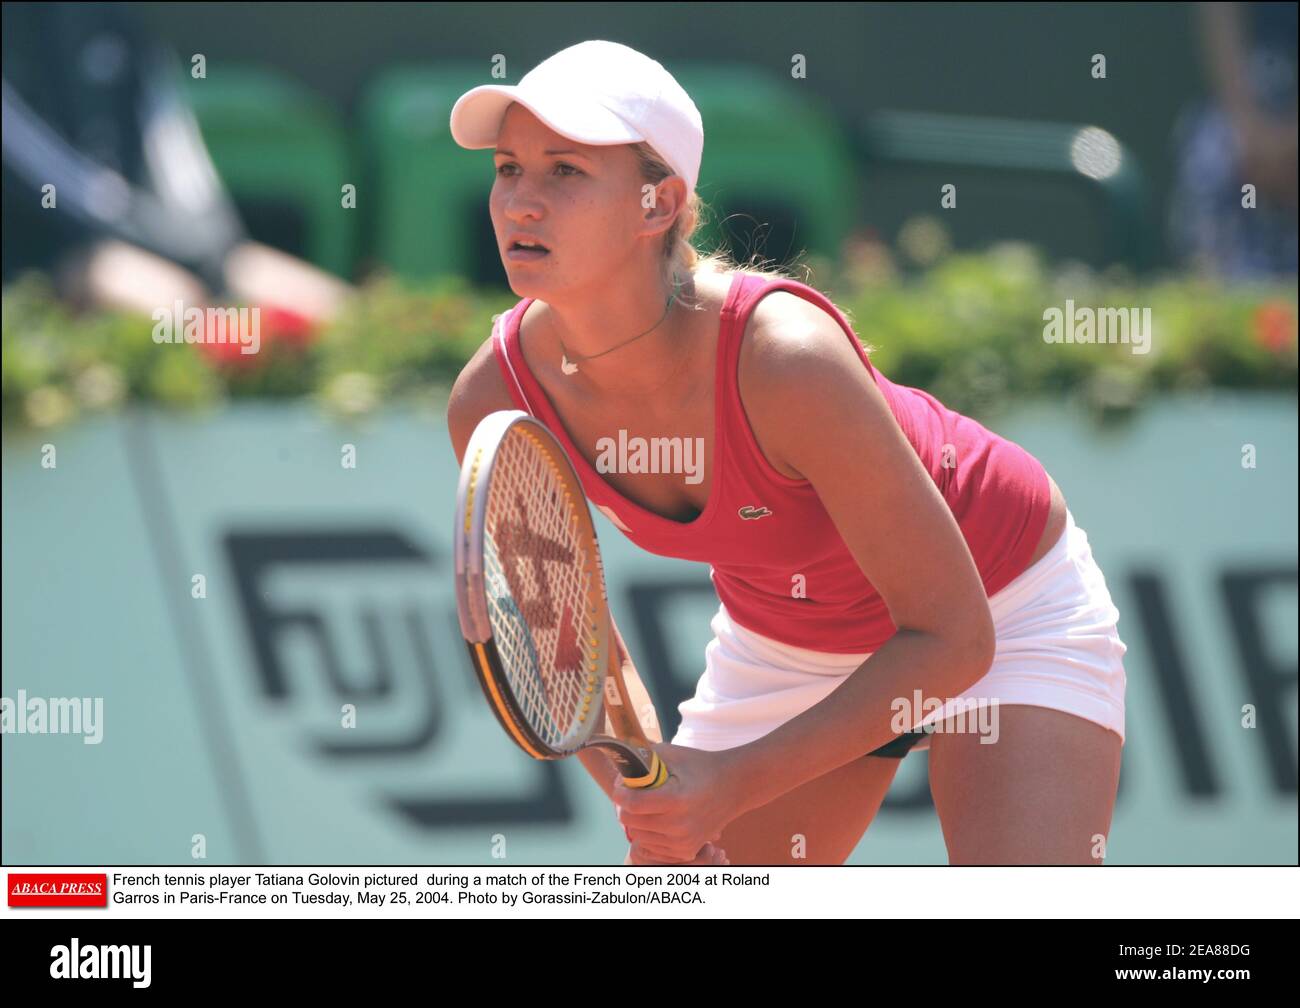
[184,67,355,277]
[676,64,856,267]
[858,110,1151,269]
[359,65,504,284]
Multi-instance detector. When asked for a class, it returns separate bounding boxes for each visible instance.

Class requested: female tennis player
[446,40,1126,866]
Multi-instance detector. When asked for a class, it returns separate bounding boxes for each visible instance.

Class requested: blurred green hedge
[3,240,1295,432]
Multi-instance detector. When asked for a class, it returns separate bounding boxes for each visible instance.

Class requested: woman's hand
[625,840,729,866]
[612,742,750,865]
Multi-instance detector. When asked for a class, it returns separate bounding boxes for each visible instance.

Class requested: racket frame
[454,410,667,789]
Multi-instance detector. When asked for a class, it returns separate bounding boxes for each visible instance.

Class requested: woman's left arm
[615,302,996,860]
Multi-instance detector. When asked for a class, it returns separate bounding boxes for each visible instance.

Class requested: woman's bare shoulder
[735,283,876,479]
[740,284,855,379]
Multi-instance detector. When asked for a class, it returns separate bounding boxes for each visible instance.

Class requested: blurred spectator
[1169,2,1297,279]
[2,2,347,323]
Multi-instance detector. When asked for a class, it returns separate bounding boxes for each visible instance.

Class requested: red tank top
[491,271,1051,653]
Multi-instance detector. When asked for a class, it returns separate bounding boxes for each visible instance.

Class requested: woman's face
[490,102,665,299]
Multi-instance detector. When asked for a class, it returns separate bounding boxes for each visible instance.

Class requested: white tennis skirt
[671,510,1127,754]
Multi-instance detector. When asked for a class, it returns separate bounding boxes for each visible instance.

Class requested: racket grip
[594,739,669,789]
[631,751,669,790]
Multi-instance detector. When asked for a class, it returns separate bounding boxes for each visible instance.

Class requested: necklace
[556,274,686,375]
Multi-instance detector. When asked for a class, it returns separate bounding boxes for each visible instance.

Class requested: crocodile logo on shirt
[737,505,773,520]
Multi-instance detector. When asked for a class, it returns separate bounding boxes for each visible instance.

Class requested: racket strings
[484,430,602,750]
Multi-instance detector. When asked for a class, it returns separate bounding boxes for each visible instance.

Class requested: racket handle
[633,751,669,790]
[592,738,669,790]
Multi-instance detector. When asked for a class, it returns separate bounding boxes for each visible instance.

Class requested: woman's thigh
[716,752,903,866]
[928,705,1122,865]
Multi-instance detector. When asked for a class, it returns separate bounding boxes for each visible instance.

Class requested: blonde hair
[629,142,865,351]
[631,142,805,312]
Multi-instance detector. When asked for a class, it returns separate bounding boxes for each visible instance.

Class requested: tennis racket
[454,409,669,789]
